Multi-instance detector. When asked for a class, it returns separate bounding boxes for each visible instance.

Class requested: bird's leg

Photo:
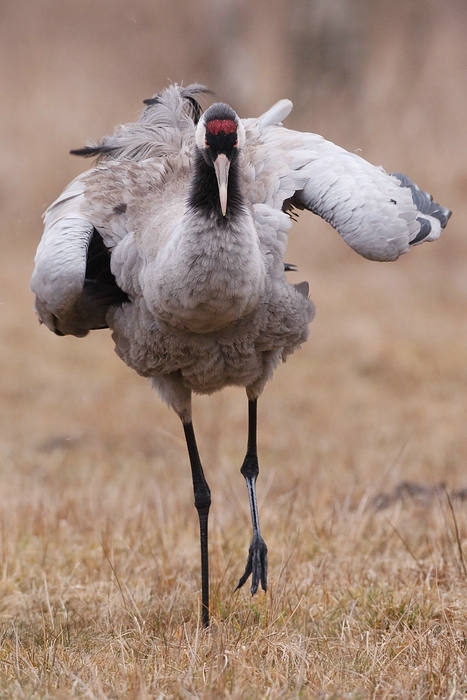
[235,398,268,594]
[182,421,211,628]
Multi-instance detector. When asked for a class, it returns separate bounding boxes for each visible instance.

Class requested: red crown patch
[205,119,237,136]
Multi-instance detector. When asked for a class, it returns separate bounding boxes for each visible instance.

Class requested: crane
[30,84,451,627]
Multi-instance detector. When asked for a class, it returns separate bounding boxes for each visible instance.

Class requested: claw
[235,534,268,594]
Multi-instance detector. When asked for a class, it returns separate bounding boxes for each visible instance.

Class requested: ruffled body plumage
[31,83,449,416]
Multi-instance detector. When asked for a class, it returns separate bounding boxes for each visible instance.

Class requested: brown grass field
[2,1,467,698]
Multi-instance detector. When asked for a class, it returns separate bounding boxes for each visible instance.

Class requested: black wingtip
[411,217,432,244]
[391,172,452,232]
[431,204,452,229]
[52,315,65,336]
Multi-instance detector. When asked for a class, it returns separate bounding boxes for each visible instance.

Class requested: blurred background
[1,0,465,237]
[1,0,467,507]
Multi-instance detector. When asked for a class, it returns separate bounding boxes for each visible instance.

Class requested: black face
[204,128,238,164]
[201,125,238,169]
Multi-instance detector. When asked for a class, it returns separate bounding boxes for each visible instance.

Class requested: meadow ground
[1,209,467,698]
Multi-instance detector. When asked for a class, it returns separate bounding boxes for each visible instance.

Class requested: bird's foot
[235,534,268,594]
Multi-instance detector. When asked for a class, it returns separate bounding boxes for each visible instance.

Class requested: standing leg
[182,421,211,628]
[235,398,268,594]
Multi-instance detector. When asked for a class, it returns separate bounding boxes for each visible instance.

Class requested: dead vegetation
[1,0,467,697]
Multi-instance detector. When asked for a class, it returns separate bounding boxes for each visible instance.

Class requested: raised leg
[183,421,211,627]
[235,398,268,594]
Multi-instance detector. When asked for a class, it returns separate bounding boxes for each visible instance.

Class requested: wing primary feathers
[40,227,129,338]
[85,229,129,304]
[54,229,129,336]
[391,172,452,236]
[52,316,65,336]
[411,217,432,244]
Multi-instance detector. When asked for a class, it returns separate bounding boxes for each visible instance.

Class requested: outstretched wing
[242,100,451,262]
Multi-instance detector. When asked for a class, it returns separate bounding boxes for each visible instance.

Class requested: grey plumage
[30,84,451,626]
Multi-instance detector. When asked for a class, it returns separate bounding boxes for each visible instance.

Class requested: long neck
[188,151,245,221]
[148,150,265,333]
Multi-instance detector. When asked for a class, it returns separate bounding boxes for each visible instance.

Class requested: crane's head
[195,103,245,216]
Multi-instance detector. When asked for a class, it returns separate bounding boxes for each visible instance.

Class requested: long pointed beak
[213,153,230,217]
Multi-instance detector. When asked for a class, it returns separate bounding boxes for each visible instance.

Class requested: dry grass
[2,213,467,697]
[2,1,467,697]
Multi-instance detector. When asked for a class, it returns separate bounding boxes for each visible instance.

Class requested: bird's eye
[205,140,210,149]
[233,140,238,147]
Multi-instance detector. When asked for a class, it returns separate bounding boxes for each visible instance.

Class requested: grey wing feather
[389,171,452,243]
[31,85,200,337]
[243,102,451,262]
[31,174,95,336]
[31,175,129,337]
